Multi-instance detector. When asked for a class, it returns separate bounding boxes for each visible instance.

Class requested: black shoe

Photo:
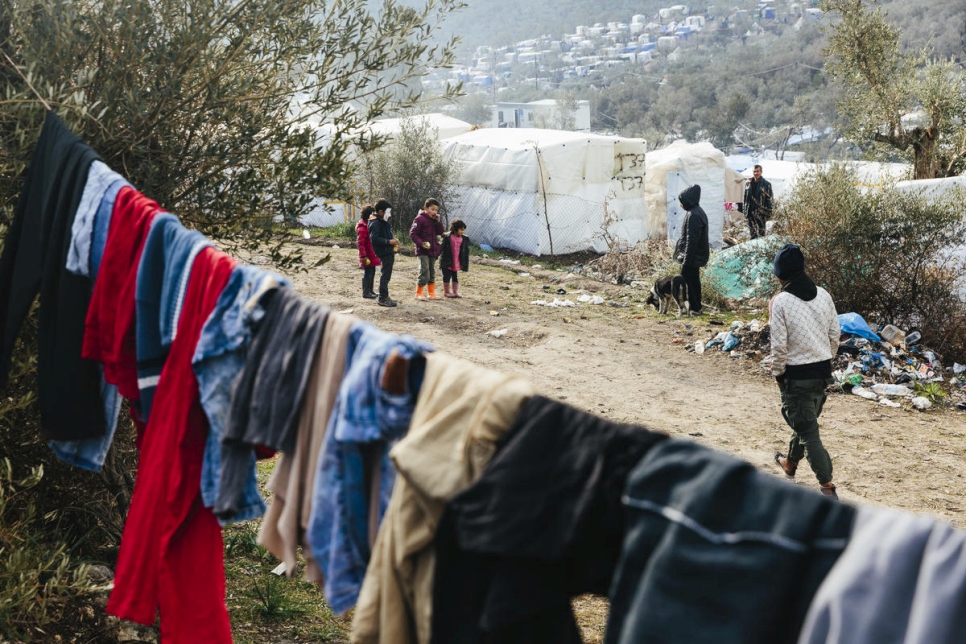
[378,297,397,308]
[363,291,378,299]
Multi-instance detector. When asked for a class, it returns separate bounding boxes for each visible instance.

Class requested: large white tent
[299,114,475,227]
[440,128,647,255]
[643,140,727,250]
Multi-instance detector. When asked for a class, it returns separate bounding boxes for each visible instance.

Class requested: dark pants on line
[747,214,767,239]
[680,265,701,313]
[377,253,394,299]
[441,267,458,284]
[780,378,834,484]
[362,266,376,294]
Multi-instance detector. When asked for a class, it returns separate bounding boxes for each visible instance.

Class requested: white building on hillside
[491,99,591,132]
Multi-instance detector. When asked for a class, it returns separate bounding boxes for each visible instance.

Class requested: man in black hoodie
[673,184,709,315]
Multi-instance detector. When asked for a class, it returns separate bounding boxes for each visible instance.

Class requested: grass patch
[286,222,356,240]
[224,456,351,643]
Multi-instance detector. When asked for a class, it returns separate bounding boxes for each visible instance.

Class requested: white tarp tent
[363,113,474,141]
[440,128,647,255]
[895,175,966,299]
[299,114,474,227]
[644,140,727,250]
[725,158,912,202]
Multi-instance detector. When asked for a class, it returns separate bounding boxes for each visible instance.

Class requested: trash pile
[821,313,957,411]
[679,310,965,412]
[678,319,771,359]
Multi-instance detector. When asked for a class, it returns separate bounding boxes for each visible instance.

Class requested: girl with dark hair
[440,219,469,298]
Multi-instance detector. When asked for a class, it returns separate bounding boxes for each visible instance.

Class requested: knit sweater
[769,286,840,379]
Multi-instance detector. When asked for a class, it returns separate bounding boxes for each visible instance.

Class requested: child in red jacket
[356,204,380,299]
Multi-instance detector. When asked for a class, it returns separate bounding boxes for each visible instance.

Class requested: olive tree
[0,0,465,259]
[821,0,966,178]
[355,113,462,235]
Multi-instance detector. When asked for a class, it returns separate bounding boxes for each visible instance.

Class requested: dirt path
[281,243,966,528]
[267,242,966,642]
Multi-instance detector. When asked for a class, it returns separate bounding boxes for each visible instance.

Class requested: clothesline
[2,112,965,644]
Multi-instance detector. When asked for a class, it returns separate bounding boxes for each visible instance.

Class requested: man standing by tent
[738,164,773,239]
[673,184,709,315]
[770,243,840,499]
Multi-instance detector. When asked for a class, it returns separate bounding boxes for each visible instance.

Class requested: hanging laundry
[0,111,105,440]
[258,310,355,581]
[605,439,855,644]
[135,213,210,420]
[83,186,163,426]
[352,352,534,644]
[66,160,129,277]
[48,172,133,470]
[215,287,328,519]
[194,264,290,525]
[107,246,235,643]
[430,395,667,644]
[798,506,966,644]
[308,323,432,616]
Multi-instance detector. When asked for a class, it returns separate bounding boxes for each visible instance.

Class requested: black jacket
[439,232,470,272]
[673,185,710,268]
[217,287,328,519]
[367,216,396,258]
[431,396,667,643]
[0,111,106,440]
[740,177,774,220]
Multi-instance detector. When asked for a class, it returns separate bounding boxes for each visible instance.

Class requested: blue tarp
[838,312,881,342]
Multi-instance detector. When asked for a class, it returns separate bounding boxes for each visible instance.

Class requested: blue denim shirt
[307,322,432,614]
[48,178,128,471]
[89,178,128,276]
[192,264,290,525]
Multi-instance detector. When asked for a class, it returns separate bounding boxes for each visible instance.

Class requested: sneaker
[774,452,798,478]
[363,291,378,299]
[820,483,838,500]
[378,297,397,308]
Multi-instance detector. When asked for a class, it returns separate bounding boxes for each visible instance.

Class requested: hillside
[432,0,964,57]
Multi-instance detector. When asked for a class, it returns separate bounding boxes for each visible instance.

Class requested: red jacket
[356,218,380,268]
[83,186,160,401]
[107,246,235,643]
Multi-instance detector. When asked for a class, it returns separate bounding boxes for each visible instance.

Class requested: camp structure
[643,140,727,250]
[439,128,647,255]
[299,113,474,227]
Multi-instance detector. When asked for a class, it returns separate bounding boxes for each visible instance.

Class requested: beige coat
[258,311,356,582]
[350,352,535,644]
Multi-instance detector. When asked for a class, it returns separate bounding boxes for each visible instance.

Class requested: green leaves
[821,0,966,178]
[1,0,463,242]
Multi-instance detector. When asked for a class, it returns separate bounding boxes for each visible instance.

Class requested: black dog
[646,275,690,317]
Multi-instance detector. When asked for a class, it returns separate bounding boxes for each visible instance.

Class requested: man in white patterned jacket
[769,243,841,499]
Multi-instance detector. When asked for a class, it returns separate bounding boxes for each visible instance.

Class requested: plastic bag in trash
[838,312,881,342]
[479,243,494,252]
[706,331,729,349]
[722,332,741,351]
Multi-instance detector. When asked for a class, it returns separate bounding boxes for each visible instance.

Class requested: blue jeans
[193,265,289,524]
[48,366,122,471]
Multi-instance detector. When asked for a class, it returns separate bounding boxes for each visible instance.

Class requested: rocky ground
[271,240,966,642]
